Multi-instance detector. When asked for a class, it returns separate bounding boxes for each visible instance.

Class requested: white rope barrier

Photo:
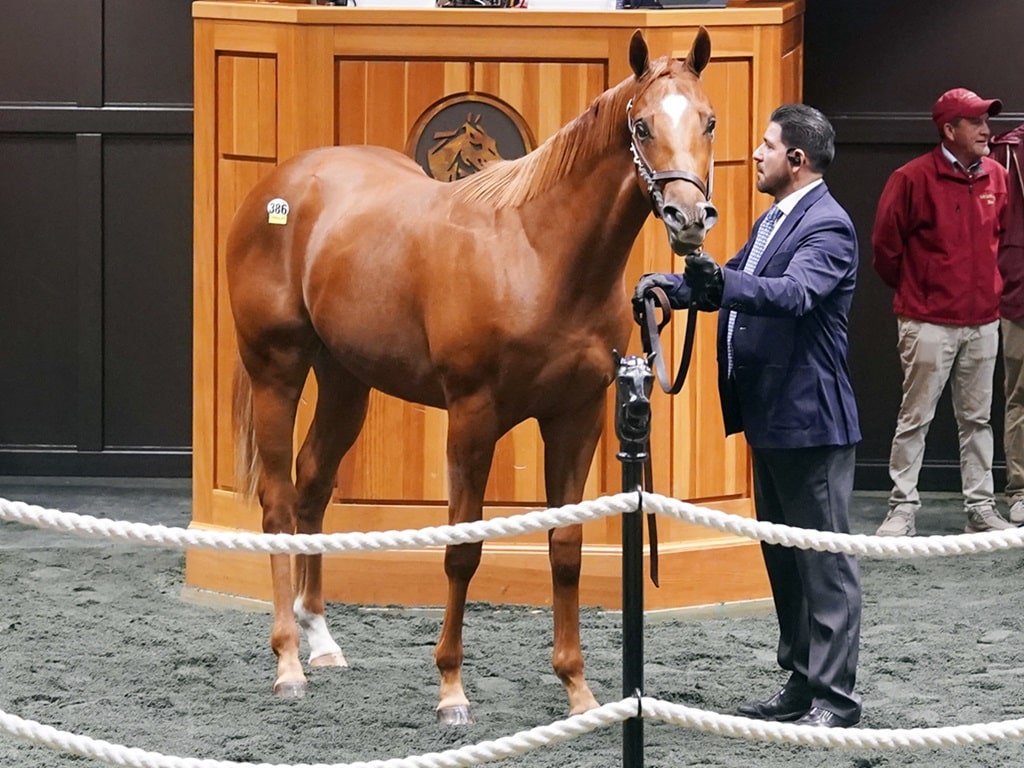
[4,493,1024,558]
[5,490,1024,767]
[639,698,1024,749]
[643,493,1024,557]
[0,496,632,554]
[0,700,635,768]
[7,694,1024,768]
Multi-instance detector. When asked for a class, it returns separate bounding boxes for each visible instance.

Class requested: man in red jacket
[873,88,1011,536]
[991,123,1024,523]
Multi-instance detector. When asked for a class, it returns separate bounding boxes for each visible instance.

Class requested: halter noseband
[626,96,714,220]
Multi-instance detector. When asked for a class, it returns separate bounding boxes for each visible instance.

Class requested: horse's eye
[634,119,651,140]
[707,117,717,137]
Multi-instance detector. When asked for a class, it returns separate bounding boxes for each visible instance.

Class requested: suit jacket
[717,183,861,449]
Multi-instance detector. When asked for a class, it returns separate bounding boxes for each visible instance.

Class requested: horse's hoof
[273,680,307,698]
[310,652,348,668]
[436,705,475,726]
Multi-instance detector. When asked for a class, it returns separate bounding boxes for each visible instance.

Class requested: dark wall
[0,0,193,476]
[2,1,1021,486]
[804,0,1023,491]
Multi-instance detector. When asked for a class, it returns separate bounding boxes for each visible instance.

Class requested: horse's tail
[232,358,261,503]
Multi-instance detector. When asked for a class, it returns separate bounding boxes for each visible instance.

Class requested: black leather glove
[632,272,681,306]
[684,252,723,310]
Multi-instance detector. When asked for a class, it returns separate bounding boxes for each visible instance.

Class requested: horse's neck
[526,98,650,295]
[452,77,651,296]
[543,151,648,259]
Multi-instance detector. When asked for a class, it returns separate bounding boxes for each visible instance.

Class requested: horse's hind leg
[293,353,370,669]
[244,342,316,698]
[434,393,500,725]
[539,395,605,715]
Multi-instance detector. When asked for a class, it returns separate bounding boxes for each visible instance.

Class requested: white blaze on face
[661,94,691,131]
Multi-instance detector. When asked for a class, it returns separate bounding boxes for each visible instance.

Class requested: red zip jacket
[872,145,1007,326]
[991,124,1024,321]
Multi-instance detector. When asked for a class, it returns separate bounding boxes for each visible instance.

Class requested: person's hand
[632,272,677,305]
[684,252,723,310]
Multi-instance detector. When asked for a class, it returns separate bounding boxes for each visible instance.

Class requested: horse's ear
[685,26,711,76]
[629,29,650,79]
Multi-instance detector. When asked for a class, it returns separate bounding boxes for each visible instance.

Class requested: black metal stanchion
[614,354,653,768]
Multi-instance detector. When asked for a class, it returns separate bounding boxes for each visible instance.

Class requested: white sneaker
[965,503,1016,533]
[876,506,916,537]
[1008,498,1024,525]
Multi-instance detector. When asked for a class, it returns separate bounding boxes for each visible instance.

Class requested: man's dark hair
[770,103,836,173]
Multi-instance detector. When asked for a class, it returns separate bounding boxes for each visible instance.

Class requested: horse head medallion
[429,114,503,181]
[626,27,718,256]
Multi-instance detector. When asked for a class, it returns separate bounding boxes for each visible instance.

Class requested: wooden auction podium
[189,0,804,610]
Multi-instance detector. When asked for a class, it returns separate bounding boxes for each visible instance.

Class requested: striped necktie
[726,205,783,374]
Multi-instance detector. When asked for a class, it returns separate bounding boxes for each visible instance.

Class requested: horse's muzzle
[663,200,718,256]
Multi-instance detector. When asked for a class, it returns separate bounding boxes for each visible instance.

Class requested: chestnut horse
[227,28,716,724]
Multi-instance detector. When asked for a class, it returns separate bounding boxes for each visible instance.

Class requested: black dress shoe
[736,689,810,721]
[793,706,859,728]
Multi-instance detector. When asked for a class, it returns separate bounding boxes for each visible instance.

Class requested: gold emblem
[406,92,535,182]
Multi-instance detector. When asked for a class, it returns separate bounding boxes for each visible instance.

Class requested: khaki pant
[887,317,998,510]
[1002,317,1024,500]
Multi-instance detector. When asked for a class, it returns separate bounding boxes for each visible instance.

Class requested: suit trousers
[887,317,998,510]
[1002,317,1024,501]
[751,443,862,721]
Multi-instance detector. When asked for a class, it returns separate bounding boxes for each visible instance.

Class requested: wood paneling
[104,0,195,105]
[217,55,278,159]
[190,1,805,608]
[0,138,81,448]
[103,137,194,450]
[0,2,96,103]
[0,1,193,476]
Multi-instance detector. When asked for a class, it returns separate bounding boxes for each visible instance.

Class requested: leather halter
[625,92,712,586]
[626,95,708,394]
[622,96,712,589]
[626,96,714,220]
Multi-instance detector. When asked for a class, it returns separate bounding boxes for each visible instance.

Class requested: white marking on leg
[293,598,347,666]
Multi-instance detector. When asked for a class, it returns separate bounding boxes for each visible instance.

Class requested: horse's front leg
[548,522,598,714]
[540,397,605,715]
[434,394,499,725]
[435,538,482,724]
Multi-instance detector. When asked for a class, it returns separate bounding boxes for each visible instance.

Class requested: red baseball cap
[931,88,1002,127]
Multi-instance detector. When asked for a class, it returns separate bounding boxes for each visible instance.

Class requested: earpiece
[786,149,802,167]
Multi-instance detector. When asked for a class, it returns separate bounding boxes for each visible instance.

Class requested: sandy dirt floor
[1,477,1023,768]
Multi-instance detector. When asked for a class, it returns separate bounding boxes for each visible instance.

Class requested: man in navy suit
[634,104,862,728]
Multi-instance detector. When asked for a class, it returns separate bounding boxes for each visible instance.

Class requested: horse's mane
[449,64,658,209]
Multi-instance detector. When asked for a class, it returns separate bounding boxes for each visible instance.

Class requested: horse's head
[627,27,717,257]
